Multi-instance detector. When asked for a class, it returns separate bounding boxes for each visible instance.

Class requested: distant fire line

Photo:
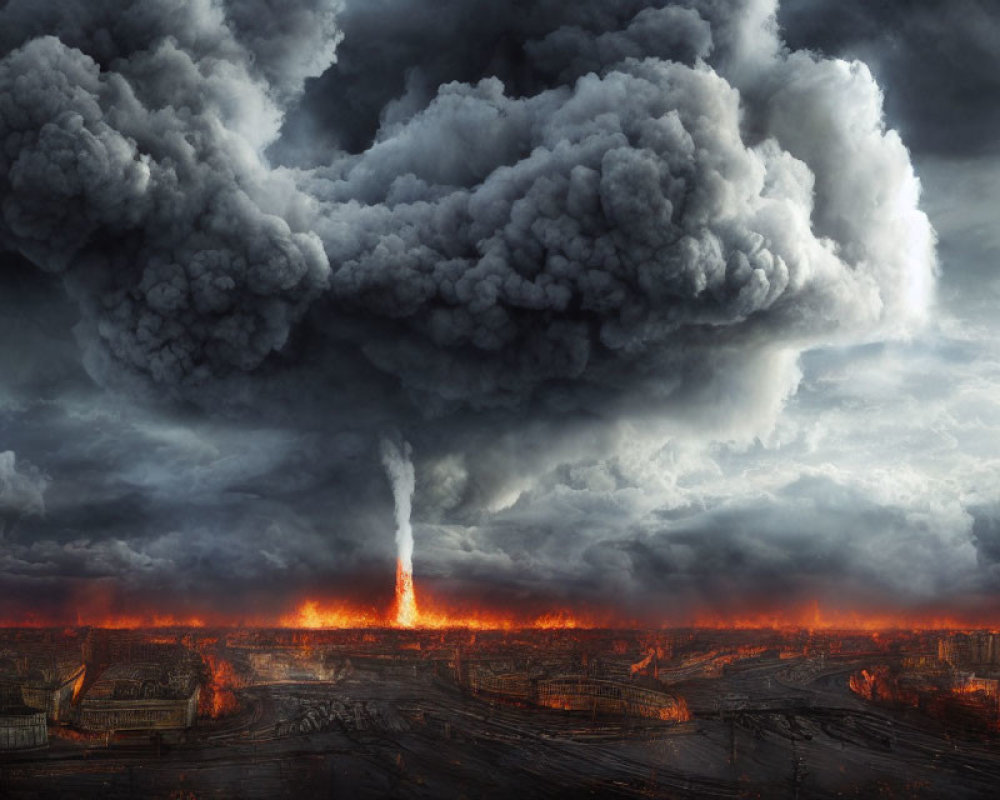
[5,597,1000,633]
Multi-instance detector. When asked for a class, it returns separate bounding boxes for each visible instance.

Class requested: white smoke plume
[380,437,416,573]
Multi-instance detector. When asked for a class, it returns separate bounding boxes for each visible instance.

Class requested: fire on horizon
[2,0,1000,795]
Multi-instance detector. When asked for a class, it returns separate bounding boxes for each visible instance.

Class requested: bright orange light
[278,600,379,629]
[688,604,986,632]
[394,560,418,628]
[198,653,243,718]
[3,587,1000,632]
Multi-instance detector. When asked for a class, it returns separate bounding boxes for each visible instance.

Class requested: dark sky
[0,0,997,624]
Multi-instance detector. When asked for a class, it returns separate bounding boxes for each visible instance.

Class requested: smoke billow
[0,0,934,426]
[0,0,335,390]
[381,438,416,571]
[0,0,944,614]
[381,437,417,625]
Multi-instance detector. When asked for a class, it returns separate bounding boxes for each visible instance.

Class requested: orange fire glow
[394,559,418,628]
[278,600,380,629]
[77,613,208,629]
[273,597,612,631]
[688,605,988,632]
[198,653,243,718]
[3,589,1000,632]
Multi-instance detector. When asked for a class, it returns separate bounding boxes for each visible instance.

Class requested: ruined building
[0,646,85,723]
[77,662,200,733]
[0,683,46,751]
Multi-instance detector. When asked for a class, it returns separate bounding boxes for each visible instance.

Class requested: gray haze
[0,0,995,622]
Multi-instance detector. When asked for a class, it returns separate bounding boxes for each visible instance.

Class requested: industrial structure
[0,641,84,723]
[0,684,47,751]
[0,705,47,751]
[457,658,689,721]
[77,662,200,733]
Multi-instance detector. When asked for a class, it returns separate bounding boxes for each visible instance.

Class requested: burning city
[4,617,1000,798]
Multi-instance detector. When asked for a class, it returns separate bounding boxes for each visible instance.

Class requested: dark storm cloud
[0,0,339,399]
[417,469,978,619]
[779,0,1000,157]
[0,451,47,539]
[971,507,1000,576]
[0,0,954,615]
[780,0,1000,338]
[273,0,716,159]
[0,0,932,417]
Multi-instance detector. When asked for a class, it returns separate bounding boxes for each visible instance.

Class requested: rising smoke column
[380,438,417,627]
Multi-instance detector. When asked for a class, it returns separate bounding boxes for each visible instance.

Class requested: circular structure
[0,706,48,751]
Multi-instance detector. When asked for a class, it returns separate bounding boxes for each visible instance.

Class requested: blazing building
[77,662,200,733]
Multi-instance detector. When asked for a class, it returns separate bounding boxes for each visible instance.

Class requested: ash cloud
[0,0,333,391]
[0,0,933,420]
[0,0,959,616]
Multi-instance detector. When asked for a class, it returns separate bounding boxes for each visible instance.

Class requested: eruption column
[381,438,417,627]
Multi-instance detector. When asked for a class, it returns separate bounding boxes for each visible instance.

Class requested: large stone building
[0,684,46,751]
[457,659,690,722]
[77,662,200,733]
[939,633,1000,670]
[0,706,47,751]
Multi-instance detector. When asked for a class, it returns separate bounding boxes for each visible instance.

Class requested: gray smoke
[380,438,415,572]
[0,451,48,539]
[0,0,934,430]
[0,0,334,390]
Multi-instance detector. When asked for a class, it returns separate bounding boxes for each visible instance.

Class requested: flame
[273,597,611,631]
[394,560,418,628]
[75,613,208,629]
[198,653,243,718]
[278,600,379,629]
[4,591,1000,632]
[70,669,86,705]
[689,606,984,632]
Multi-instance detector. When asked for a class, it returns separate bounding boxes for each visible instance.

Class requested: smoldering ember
[2,0,1000,798]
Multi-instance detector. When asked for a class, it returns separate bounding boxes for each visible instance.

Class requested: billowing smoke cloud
[0,451,48,539]
[0,0,933,424]
[380,438,415,572]
[0,0,335,390]
[0,0,951,618]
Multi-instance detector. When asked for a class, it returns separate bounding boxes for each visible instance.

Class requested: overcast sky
[0,0,997,624]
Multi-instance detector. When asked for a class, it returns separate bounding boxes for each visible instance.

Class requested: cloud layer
[4,0,992,621]
[0,0,933,420]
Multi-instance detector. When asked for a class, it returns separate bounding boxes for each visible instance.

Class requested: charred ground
[1,626,1000,798]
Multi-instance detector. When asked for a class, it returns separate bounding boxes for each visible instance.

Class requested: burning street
[3,625,1000,798]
